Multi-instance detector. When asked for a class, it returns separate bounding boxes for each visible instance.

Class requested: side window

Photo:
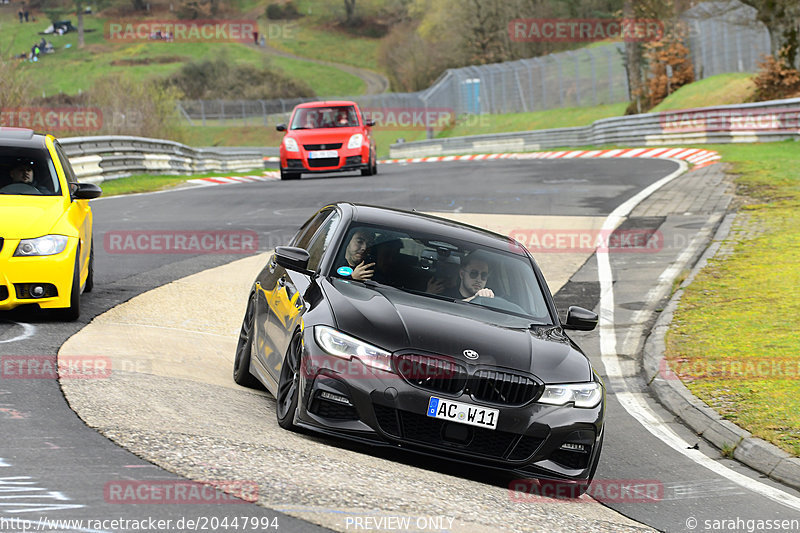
[54,144,78,194]
[306,211,342,271]
[292,209,331,249]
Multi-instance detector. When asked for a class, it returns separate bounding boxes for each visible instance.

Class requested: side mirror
[563,306,598,331]
[274,246,313,275]
[276,124,287,132]
[365,119,375,127]
[73,182,102,200]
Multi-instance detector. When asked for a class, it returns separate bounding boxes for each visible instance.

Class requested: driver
[443,251,495,301]
[0,163,43,195]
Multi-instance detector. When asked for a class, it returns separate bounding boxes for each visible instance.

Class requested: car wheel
[84,238,94,293]
[55,250,81,321]
[276,331,303,430]
[233,293,261,388]
[280,169,300,180]
[361,150,375,176]
[371,152,378,175]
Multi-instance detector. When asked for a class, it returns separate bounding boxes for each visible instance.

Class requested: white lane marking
[0,322,36,344]
[597,160,800,512]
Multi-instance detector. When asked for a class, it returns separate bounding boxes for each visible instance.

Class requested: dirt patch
[110,55,189,66]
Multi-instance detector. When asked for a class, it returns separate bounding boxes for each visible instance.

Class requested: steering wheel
[0,183,42,195]
[470,295,528,315]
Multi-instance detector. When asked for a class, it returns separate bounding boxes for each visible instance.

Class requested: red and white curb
[379,147,721,170]
[187,172,280,186]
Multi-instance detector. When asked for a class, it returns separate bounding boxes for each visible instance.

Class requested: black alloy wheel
[276,332,303,430]
[233,293,260,388]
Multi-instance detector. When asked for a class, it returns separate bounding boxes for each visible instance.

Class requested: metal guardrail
[59,136,274,183]
[389,98,800,158]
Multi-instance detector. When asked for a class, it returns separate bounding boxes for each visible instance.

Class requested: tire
[83,238,94,293]
[55,250,81,321]
[233,293,261,388]
[361,150,375,176]
[276,332,303,431]
[280,168,300,180]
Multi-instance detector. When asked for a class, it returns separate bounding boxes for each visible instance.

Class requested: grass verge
[651,73,756,112]
[97,169,269,196]
[664,141,800,456]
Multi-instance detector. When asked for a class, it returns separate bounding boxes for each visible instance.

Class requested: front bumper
[281,146,370,174]
[293,330,604,482]
[0,237,77,311]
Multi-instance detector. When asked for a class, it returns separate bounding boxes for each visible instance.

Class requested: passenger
[334,229,375,281]
[336,109,350,126]
[302,111,318,129]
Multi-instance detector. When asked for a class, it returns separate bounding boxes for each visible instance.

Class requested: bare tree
[739,0,800,66]
[344,0,356,24]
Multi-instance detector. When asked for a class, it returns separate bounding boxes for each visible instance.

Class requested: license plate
[427,396,499,430]
[308,150,338,159]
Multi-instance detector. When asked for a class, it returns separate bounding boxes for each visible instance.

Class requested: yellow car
[0,129,102,320]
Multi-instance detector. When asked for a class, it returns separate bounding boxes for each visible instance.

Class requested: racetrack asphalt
[3,158,800,532]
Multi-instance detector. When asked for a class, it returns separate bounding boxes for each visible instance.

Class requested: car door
[268,208,342,381]
[253,208,340,380]
[53,142,91,289]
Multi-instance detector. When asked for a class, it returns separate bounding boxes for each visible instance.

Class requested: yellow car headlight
[14,235,69,256]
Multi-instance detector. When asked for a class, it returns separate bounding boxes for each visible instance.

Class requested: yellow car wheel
[55,250,81,321]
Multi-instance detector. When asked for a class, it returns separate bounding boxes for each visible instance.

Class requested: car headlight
[538,382,602,408]
[347,134,363,149]
[284,137,299,152]
[14,235,69,257]
[314,325,392,373]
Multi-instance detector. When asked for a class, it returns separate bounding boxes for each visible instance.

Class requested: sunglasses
[467,269,489,280]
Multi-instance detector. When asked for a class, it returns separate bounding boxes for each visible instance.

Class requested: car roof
[0,128,48,150]
[339,203,526,255]
[295,100,358,109]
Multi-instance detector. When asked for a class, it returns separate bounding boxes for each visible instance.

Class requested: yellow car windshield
[0,148,61,196]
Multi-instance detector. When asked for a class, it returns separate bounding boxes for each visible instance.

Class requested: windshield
[0,148,61,197]
[330,222,553,324]
[290,105,359,130]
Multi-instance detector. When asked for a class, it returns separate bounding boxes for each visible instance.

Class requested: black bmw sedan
[234,202,604,489]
